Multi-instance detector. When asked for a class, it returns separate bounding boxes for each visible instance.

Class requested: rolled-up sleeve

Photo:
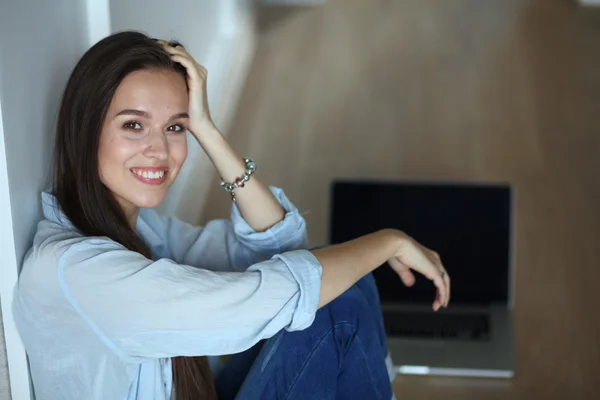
[158,186,309,272]
[230,186,308,254]
[57,239,322,363]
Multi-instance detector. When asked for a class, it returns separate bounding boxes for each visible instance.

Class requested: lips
[130,167,169,185]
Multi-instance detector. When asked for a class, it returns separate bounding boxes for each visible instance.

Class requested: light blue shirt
[12,187,323,400]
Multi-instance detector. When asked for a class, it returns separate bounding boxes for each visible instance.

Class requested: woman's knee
[323,281,374,326]
[356,272,378,294]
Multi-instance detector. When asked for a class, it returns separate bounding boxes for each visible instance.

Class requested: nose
[143,130,168,161]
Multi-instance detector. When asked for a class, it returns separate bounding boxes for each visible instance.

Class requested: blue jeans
[214,273,392,400]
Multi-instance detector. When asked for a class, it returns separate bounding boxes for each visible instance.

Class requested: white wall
[0,1,93,397]
[0,1,255,399]
[0,299,9,399]
[110,0,257,223]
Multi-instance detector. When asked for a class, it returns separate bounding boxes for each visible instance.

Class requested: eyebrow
[115,109,189,121]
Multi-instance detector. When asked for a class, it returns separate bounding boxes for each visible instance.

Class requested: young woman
[12,31,450,400]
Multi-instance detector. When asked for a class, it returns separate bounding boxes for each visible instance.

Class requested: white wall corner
[1,2,110,399]
[85,0,112,45]
[0,301,11,400]
[0,98,33,400]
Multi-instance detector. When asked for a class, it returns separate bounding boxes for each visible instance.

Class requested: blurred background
[0,0,599,399]
[201,1,600,399]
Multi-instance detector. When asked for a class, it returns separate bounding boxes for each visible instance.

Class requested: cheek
[98,137,140,177]
[170,139,188,168]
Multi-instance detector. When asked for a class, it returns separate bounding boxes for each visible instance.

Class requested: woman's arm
[161,41,284,232]
[52,227,447,361]
[56,238,321,360]
[313,229,449,310]
[313,229,400,308]
[194,124,285,233]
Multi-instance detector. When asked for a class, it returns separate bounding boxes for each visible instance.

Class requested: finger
[433,256,449,307]
[170,54,205,80]
[439,270,448,307]
[419,257,447,305]
[160,44,207,73]
[438,265,450,307]
[416,261,446,308]
[162,43,189,57]
[398,269,416,287]
[170,53,207,78]
[433,290,442,311]
[162,43,198,66]
[388,258,413,285]
[441,274,448,307]
[444,273,450,307]
[432,272,447,309]
[159,41,189,56]
[169,54,194,73]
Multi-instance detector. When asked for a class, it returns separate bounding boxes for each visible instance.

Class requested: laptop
[329,180,516,378]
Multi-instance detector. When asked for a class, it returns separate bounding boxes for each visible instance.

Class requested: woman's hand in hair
[159,41,215,137]
[158,40,286,232]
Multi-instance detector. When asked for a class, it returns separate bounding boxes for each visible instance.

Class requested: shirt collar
[41,191,163,250]
[136,210,165,250]
[41,190,75,229]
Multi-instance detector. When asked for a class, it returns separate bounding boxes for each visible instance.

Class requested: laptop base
[384,303,515,379]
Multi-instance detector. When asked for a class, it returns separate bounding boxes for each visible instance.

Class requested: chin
[131,192,167,209]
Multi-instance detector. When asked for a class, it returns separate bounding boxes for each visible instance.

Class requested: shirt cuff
[272,249,323,331]
[230,186,308,252]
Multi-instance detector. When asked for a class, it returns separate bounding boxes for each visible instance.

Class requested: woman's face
[98,69,189,216]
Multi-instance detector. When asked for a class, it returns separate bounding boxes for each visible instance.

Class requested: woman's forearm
[312,229,401,308]
[193,123,285,232]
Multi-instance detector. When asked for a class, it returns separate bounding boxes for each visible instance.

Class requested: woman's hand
[159,41,215,137]
[388,230,450,311]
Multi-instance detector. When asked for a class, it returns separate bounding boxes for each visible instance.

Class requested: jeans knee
[325,283,372,325]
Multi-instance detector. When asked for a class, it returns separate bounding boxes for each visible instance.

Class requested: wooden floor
[202,1,600,398]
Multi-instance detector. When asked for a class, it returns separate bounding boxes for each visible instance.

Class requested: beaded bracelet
[220,158,257,201]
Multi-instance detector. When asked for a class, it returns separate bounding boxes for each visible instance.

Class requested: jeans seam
[354,334,383,399]
[282,322,354,400]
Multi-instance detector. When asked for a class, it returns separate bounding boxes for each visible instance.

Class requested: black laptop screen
[329,181,512,305]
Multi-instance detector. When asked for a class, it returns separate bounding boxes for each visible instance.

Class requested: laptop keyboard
[383,311,490,341]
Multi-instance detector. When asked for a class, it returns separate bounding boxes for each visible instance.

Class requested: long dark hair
[53,30,217,400]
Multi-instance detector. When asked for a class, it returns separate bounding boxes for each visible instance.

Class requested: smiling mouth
[130,168,169,185]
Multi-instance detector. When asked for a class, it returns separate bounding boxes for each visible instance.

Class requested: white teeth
[133,169,166,180]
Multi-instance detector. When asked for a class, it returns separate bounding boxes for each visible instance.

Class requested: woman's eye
[123,121,142,131]
[167,124,185,133]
